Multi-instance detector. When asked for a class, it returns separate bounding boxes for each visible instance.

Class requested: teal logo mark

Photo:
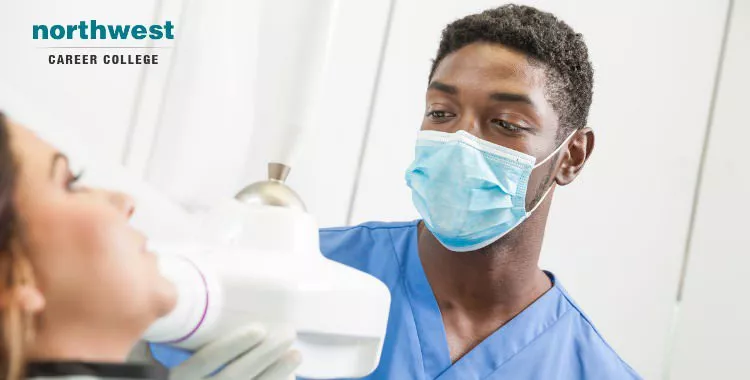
[33,20,175,40]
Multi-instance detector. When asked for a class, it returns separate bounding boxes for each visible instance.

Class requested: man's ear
[556,127,595,186]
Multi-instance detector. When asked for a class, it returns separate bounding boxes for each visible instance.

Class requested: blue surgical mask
[405,130,572,252]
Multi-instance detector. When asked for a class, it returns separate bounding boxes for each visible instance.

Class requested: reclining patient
[0,112,299,380]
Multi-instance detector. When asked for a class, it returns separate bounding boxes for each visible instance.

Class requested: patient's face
[7,121,176,340]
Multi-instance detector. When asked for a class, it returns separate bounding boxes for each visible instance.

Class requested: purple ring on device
[156,256,210,345]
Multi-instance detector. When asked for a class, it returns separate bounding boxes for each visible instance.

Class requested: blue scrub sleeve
[149,343,192,368]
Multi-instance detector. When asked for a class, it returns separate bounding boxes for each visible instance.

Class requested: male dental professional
[152,4,640,379]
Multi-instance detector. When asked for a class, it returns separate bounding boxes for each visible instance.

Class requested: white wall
[139,0,392,227]
[349,1,729,378]
[140,0,263,211]
[242,0,393,227]
[668,0,750,378]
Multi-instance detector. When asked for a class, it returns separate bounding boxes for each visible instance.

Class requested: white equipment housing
[144,201,391,379]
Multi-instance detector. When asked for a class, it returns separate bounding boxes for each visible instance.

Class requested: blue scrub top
[151,220,641,379]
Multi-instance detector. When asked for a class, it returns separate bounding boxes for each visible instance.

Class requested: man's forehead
[430,43,546,88]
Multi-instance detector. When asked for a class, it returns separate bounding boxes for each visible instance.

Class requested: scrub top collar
[405,222,569,380]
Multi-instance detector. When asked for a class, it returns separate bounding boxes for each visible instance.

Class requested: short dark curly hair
[429,4,594,137]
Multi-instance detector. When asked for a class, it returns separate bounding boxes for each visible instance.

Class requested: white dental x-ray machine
[143,163,390,379]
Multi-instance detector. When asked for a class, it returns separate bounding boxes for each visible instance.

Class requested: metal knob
[234,163,307,211]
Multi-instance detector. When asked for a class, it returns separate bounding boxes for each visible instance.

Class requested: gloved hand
[167,324,301,380]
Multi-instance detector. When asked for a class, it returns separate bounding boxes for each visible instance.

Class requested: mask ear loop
[533,131,577,169]
[527,131,578,214]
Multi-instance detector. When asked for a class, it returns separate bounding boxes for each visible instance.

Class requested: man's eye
[426,110,455,121]
[492,119,522,132]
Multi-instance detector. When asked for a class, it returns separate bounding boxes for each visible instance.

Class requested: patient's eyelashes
[66,170,84,191]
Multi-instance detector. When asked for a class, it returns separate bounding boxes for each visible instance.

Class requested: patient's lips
[139,234,152,256]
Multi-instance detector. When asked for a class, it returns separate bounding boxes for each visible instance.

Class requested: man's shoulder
[318,220,419,284]
[319,220,419,252]
[321,220,420,234]
[546,285,642,379]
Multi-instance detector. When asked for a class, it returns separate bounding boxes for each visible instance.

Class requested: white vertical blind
[144,0,262,211]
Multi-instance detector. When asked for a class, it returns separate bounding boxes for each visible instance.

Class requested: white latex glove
[169,324,301,380]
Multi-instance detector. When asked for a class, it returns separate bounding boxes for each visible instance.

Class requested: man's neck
[418,198,554,318]
[418,198,555,362]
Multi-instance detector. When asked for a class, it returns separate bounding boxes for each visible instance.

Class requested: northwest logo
[33,20,175,40]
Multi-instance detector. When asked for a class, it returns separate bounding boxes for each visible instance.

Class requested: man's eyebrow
[428,81,458,95]
[429,81,536,107]
[489,92,536,108]
[50,152,68,178]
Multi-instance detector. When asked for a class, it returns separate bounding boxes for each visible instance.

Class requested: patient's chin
[152,276,178,319]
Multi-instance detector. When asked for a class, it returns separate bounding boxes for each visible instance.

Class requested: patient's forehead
[8,120,59,182]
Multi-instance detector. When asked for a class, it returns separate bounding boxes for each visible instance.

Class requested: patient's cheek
[62,205,124,257]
